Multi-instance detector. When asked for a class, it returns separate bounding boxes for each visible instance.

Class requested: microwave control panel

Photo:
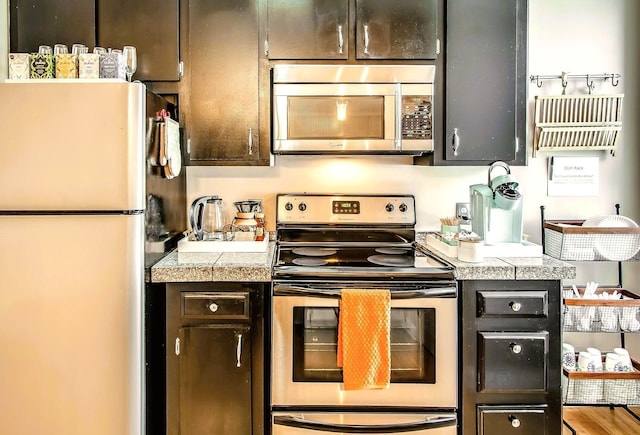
[401,96,432,140]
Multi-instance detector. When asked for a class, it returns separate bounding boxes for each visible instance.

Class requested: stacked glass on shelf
[8,44,136,81]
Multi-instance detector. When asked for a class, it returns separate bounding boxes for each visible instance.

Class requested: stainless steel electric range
[270,194,458,435]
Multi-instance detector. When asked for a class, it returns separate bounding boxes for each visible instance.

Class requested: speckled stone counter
[150,235,576,283]
[415,233,576,281]
[151,241,276,283]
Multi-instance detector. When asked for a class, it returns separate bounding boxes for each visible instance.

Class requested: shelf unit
[540,205,640,434]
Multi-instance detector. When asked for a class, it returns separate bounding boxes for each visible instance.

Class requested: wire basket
[544,221,640,261]
[563,288,640,333]
[562,357,640,405]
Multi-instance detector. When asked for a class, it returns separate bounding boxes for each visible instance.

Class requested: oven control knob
[385,203,394,212]
[284,202,293,211]
[298,202,307,212]
[399,203,408,213]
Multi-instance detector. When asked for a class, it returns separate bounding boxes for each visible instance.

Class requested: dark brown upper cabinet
[97,0,180,82]
[9,0,95,53]
[267,0,349,60]
[439,0,527,166]
[267,0,438,61]
[185,0,270,165]
[9,0,179,82]
[355,0,438,60]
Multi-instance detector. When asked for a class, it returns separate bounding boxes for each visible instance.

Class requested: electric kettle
[189,195,226,241]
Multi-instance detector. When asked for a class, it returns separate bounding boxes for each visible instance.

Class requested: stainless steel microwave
[272,64,435,155]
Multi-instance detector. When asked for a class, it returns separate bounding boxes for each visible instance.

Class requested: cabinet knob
[509,415,521,428]
[510,343,522,354]
[209,302,219,313]
[510,301,522,312]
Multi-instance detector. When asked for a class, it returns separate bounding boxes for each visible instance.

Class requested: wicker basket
[563,288,640,333]
[562,357,640,405]
[544,220,640,261]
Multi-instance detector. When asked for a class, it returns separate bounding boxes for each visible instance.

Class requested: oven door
[272,412,457,435]
[271,283,457,408]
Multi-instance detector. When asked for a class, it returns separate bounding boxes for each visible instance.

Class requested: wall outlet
[456,202,470,221]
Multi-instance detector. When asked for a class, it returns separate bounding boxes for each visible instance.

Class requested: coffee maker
[470,161,524,245]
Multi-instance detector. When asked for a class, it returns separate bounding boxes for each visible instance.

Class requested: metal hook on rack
[586,74,595,95]
[610,73,620,87]
[533,75,544,88]
[561,72,569,95]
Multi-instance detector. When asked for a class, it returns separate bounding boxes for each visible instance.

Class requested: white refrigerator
[0,81,176,435]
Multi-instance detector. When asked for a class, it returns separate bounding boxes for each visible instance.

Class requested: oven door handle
[273,414,457,433]
[273,286,456,299]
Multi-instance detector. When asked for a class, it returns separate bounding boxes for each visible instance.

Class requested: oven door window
[292,307,435,383]
[287,96,384,139]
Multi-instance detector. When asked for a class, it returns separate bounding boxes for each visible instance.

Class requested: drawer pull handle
[510,343,522,354]
[509,416,521,428]
[209,302,219,313]
[510,301,522,312]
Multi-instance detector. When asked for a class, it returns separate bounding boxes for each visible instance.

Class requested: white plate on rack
[583,215,640,261]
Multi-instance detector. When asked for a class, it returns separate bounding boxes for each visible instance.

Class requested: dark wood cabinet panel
[9,0,95,53]
[460,280,562,435]
[439,0,527,166]
[179,325,252,435]
[267,0,348,59]
[187,0,269,164]
[267,0,437,61]
[97,0,180,81]
[355,0,438,59]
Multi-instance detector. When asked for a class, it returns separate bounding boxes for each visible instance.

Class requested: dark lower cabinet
[460,280,562,435]
[179,325,252,435]
[166,282,265,435]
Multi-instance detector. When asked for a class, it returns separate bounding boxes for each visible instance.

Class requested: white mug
[613,347,633,371]
[562,343,576,369]
[605,353,624,372]
[577,351,597,372]
[587,347,603,371]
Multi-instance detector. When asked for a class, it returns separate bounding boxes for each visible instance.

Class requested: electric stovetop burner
[273,194,456,280]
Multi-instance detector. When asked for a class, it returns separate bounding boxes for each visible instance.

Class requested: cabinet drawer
[478,332,548,392]
[181,292,250,320]
[477,291,548,318]
[478,406,547,435]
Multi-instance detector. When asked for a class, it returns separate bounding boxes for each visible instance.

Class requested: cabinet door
[179,325,252,435]
[97,0,180,81]
[355,0,438,59]
[443,0,527,165]
[9,0,95,53]
[188,0,266,164]
[267,0,348,59]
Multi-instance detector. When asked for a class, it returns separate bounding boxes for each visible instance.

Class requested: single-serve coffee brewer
[470,161,523,245]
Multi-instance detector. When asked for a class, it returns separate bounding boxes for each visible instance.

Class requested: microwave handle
[273,414,457,433]
[395,83,402,150]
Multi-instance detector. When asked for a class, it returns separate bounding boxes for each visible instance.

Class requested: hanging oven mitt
[337,289,391,390]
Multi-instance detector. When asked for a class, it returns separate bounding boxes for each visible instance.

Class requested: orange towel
[337,289,391,390]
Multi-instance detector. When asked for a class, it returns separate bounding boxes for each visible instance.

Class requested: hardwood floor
[562,406,640,434]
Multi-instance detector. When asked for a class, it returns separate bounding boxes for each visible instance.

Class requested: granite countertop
[150,234,576,283]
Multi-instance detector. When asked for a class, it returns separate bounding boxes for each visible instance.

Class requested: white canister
[457,239,484,263]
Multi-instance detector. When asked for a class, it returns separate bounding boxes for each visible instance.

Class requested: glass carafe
[202,198,226,241]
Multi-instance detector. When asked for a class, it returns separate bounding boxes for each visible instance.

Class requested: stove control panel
[276,194,415,225]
